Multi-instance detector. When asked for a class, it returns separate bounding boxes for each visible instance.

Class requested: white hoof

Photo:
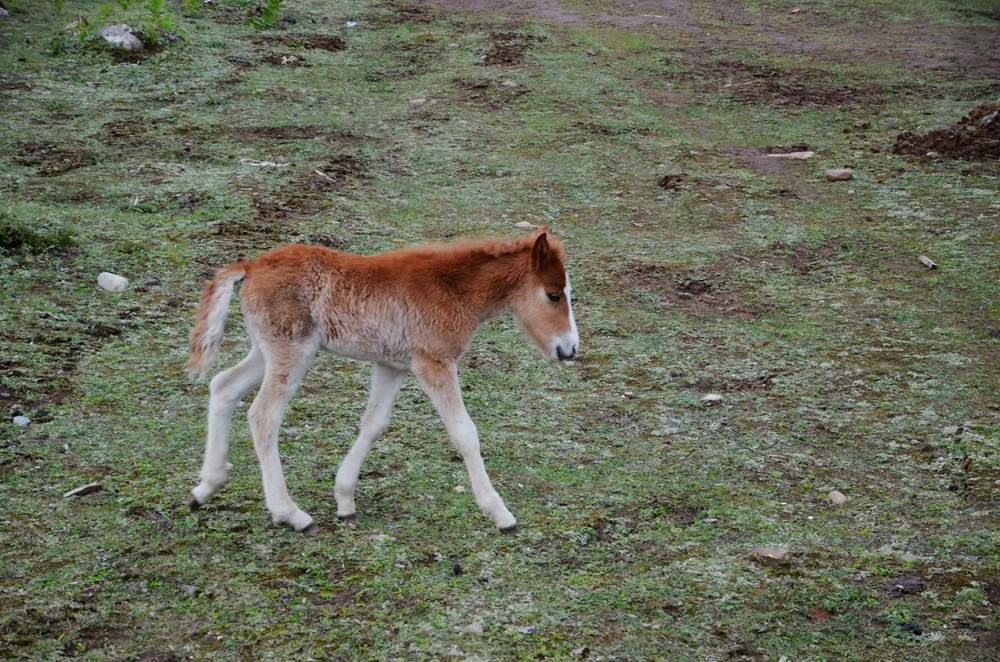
[272,508,314,532]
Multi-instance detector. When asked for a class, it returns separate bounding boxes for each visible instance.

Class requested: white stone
[64,483,103,498]
[100,24,143,52]
[453,484,466,493]
[501,80,519,88]
[828,490,848,506]
[98,272,128,292]
[0,7,9,17]
[514,221,538,229]
[12,415,30,426]
[700,393,723,404]
[762,151,814,159]
[825,168,853,181]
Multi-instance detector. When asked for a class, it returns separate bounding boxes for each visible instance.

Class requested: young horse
[186,228,578,533]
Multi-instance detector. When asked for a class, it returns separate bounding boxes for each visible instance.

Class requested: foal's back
[238,244,410,362]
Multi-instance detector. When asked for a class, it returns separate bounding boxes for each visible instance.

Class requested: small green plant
[0,215,76,254]
[143,0,176,44]
[248,0,283,29]
[181,0,201,16]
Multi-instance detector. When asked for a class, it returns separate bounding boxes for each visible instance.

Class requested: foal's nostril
[556,346,570,361]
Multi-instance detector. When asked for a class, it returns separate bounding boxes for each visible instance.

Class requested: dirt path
[429,0,1000,76]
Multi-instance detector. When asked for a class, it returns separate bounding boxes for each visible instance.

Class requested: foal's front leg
[412,356,517,532]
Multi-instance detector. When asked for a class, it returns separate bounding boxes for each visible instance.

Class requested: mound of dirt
[893,102,1000,160]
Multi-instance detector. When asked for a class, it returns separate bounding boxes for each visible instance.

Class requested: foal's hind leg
[248,338,318,532]
[334,363,406,520]
[191,347,265,509]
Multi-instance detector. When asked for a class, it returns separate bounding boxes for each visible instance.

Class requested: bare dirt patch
[616,261,768,320]
[893,102,1000,160]
[13,142,96,176]
[260,52,309,67]
[258,33,347,52]
[482,32,541,66]
[100,118,151,149]
[452,77,526,109]
[668,57,879,107]
[230,125,326,141]
[251,154,367,221]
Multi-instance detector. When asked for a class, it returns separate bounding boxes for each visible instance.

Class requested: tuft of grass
[0,215,77,254]
[248,0,283,29]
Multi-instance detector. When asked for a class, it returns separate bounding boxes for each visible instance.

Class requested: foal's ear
[532,232,551,272]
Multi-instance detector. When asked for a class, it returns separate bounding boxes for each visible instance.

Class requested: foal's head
[510,231,580,361]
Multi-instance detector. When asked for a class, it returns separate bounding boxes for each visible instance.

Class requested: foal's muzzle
[556,344,577,361]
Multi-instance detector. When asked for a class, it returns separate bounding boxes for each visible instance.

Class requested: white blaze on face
[550,273,579,360]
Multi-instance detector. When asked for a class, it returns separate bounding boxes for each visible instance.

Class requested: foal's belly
[319,323,411,366]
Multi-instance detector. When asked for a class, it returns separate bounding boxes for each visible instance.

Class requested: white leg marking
[192,347,265,506]
[412,357,516,530]
[334,363,406,518]
[247,339,318,531]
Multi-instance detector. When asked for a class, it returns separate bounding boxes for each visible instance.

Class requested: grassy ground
[1,0,998,659]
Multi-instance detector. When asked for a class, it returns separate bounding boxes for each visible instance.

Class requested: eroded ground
[1,0,998,659]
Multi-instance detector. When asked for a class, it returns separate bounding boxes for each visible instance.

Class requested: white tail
[186,265,247,381]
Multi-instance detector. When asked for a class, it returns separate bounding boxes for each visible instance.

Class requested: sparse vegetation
[1,0,998,659]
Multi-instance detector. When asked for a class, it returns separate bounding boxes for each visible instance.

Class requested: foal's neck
[446,246,530,321]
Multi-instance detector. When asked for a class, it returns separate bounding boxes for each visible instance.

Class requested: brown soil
[616,261,767,320]
[256,33,347,52]
[669,57,879,107]
[13,142,96,176]
[482,32,541,66]
[100,118,150,149]
[452,77,526,109]
[260,53,309,67]
[252,154,367,221]
[893,102,1000,160]
[230,125,326,141]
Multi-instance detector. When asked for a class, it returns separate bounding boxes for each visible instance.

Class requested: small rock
[700,393,723,404]
[98,272,129,292]
[828,490,848,506]
[514,221,538,230]
[143,277,161,288]
[410,97,426,105]
[100,24,143,52]
[12,415,30,427]
[345,20,357,27]
[453,484,466,493]
[181,584,197,596]
[886,575,925,596]
[825,168,853,181]
[750,545,790,564]
[925,151,939,159]
[572,646,590,658]
[918,255,937,269]
[790,7,801,14]
[762,151,814,159]
[452,562,463,576]
[501,79,519,88]
[0,7,9,17]
[63,483,103,498]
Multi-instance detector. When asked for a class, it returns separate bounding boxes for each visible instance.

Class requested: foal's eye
[547,292,562,303]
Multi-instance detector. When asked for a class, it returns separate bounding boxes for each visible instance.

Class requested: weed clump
[0,215,76,253]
